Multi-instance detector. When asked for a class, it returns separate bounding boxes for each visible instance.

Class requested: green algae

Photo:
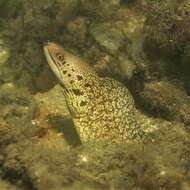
[144,0,190,51]
[139,81,190,124]
[0,44,9,65]
[0,0,190,190]
[0,84,38,124]
[0,120,190,190]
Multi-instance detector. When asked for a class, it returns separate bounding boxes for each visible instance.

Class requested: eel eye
[56,53,64,62]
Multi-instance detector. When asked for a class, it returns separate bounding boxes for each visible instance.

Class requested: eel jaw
[43,44,63,82]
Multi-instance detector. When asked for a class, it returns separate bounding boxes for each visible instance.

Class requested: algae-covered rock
[0,83,38,123]
[79,0,120,19]
[0,40,55,92]
[0,41,9,64]
[0,0,22,20]
[140,80,190,124]
[91,23,125,54]
[0,0,59,91]
[77,124,190,189]
[143,0,190,52]
[142,0,190,93]
[143,0,190,64]
[0,117,74,190]
[118,55,137,79]
[56,0,79,25]
[0,1,190,189]
[0,180,20,190]
[88,8,147,80]
[34,85,81,146]
[1,115,190,190]
[64,16,89,49]
[34,85,69,118]
[0,40,10,85]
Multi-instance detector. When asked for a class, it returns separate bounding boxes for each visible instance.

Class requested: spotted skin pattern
[44,42,146,143]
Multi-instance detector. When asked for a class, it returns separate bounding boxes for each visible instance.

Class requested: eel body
[43,42,146,143]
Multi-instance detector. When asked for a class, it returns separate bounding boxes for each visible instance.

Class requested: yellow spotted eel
[43,42,147,144]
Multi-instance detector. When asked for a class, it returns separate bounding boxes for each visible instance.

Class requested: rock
[0,116,190,190]
[0,41,10,84]
[34,85,69,117]
[91,23,125,54]
[135,109,171,134]
[114,8,145,38]
[0,120,74,190]
[0,64,17,84]
[118,55,137,79]
[56,0,79,25]
[65,17,89,49]
[113,10,147,69]
[102,0,121,7]
[77,124,190,190]
[0,83,38,123]
[0,2,190,190]
[140,81,190,124]
[0,180,19,190]
[89,9,147,79]
[79,0,120,13]
[0,41,9,65]
[33,85,81,145]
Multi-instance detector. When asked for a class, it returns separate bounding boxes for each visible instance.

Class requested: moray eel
[43,42,146,143]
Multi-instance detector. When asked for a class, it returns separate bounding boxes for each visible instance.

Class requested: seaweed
[143,0,190,52]
[0,1,190,190]
[0,0,59,92]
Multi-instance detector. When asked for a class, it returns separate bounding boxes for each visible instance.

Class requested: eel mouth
[43,42,66,88]
[43,44,57,75]
[43,43,53,64]
[43,42,57,62]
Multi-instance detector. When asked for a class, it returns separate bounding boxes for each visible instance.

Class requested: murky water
[0,0,190,190]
